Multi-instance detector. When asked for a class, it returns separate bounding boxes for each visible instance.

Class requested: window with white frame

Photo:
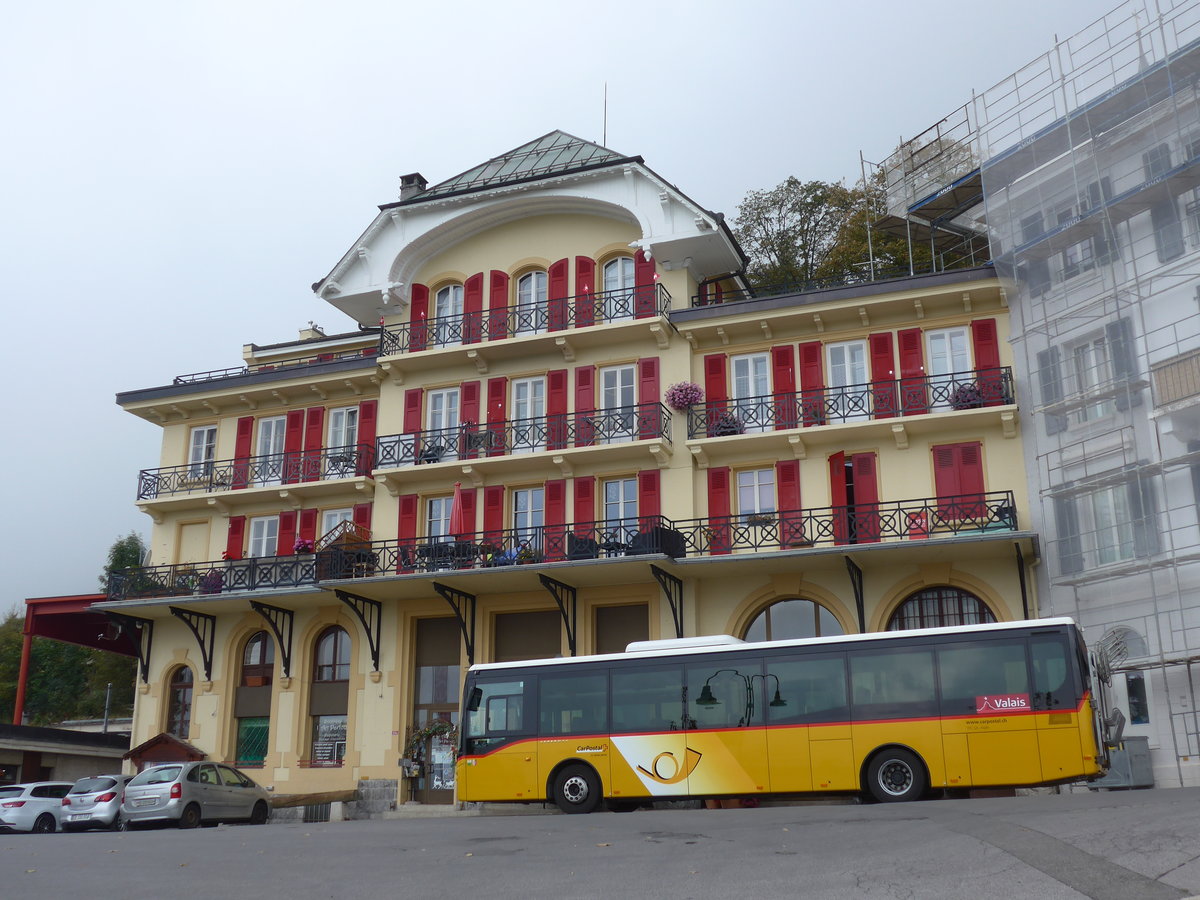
[427,496,452,542]
[924,328,970,411]
[515,271,547,335]
[254,416,286,486]
[599,364,636,443]
[188,425,217,478]
[825,340,869,421]
[433,284,464,346]
[737,468,776,523]
[731,352,770,432]
[321,508,353,542]
[1071,334,1116,423]
[513,487,544,552]
[326,407,359,478]
[248,515,279,558]
[602,257,635,322]
[1083,485,1136,565]
[426,388,460,460]
[511,377,545,453]
[603,477,637,543]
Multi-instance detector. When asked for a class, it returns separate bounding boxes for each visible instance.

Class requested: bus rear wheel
[866,749,926,802]
[552,764,601,814]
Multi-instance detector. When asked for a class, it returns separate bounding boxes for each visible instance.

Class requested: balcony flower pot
[745,514,774,527]
[664,381,704,411]
[713,413,744,436]
[949,384,984,410]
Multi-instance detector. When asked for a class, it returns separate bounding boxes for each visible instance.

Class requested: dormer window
[433,284,463,347]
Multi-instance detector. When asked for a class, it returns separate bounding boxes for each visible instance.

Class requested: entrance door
[412,618,461,804]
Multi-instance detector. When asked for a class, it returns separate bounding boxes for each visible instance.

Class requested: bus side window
[937,641,1029,716]
[765,656,848,724]
[539,672,609,736]
[850,649,936,721]
[612,666,683,733]
[1031,635,1072,710]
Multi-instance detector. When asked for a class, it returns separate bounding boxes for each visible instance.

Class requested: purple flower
[664,381,704,411]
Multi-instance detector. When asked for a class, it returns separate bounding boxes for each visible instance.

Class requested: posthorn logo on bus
[975,693,1031,714]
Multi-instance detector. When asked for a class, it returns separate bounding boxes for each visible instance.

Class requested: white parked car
[61,774,132,831]
[121,762,271,828]
[0,782,73,834]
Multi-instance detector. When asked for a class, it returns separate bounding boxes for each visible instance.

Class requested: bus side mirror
[467,687,482,711]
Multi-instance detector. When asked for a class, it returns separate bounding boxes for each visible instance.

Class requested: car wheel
[178,803,202,829]
[249,801,269,825]
[32,813,56,834]
[108,815,123,832]
[552,764,601,814]
[866,748,927,802]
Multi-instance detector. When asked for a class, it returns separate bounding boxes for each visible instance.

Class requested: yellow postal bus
[456,618,1113,813]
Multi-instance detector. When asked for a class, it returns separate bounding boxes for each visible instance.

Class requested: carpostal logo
[975,693,1031,714]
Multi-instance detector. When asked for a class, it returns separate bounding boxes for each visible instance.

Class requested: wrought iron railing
[376,403,671,467]
[380,284,671,355]
[689,264,977,306]
[687,368,1014,437]
[107,554,320,600]
[137,443,376,500]
[172,347,380,385]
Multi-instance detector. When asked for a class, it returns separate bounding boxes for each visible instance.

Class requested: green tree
[99,530,147,591]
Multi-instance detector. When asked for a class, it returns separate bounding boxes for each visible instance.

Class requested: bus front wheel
[552,764,601,814]
[866,749,926,802]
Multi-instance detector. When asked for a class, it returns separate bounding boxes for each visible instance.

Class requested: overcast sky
[0,0,1112,615]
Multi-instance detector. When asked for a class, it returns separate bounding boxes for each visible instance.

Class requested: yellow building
[101,131,1035,807]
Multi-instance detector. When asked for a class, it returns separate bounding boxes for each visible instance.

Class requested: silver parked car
[61,774,132,831]
[121,762,271,828]
[0,782,74,834]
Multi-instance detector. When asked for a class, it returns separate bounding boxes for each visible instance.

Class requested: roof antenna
[603,82,608,146]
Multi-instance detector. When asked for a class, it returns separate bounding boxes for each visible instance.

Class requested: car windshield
[129,766,182,786]
[71,777,118,794]
[0,787,22,799]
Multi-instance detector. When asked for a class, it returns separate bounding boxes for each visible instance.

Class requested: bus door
[608,664,692,801]
[683,662,768,797]
[461,677,538,801]
[1031,631,1091,781]
[937,639,1040,787]
[764,653,850,792]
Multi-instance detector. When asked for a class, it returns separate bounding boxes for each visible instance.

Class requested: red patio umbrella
[447,481,470,539]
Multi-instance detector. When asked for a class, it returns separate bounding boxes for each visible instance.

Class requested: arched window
[515,271,547,335]
[1101,625,1148,660]
[433,284,463,346]
[743,599,844,642]
[242,631,275,687]
[315,626,350,682]
[887,586,996,631]
[166,666,194,737]
[601,257,635,322]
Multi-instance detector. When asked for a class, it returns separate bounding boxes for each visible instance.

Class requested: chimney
[400,172,427,200]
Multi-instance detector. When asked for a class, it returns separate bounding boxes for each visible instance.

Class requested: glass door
[511,377,546,453]
[599,365,636,443]
[731,353,770,432]
[255,416,286,486]
[326,407,359,478]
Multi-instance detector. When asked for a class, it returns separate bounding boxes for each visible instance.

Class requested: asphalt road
[2,788,1199,899]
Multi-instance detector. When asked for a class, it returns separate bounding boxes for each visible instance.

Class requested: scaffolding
[876,0,1200,786]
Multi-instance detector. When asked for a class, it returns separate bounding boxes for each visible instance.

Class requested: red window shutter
[776,459,804,548]
[703,353,728,436]
[486,376,508,456]
[303,407,325,482]
[283,409,305,484]
[548,258,569,331]
[637,357,660,439]
[868,332,897,419]
[637,469,661,528]
[410,284,429,352]
[458,488,478,538]
[460,380,481,458]
[634,250,657,318]
[482,485,505,545]
[403,389,424,433]
[935,442,985,519]
[488,270,509,342]
[971,318,1004,406]
[397,494,418,573]
[771,345,798,430]
[232,416,254,490]
[574,256,596,327]
[799,341,825,426]
[898,327,927,414]
[958,443,986,518]
[545,479,567,561]
[463,273,484,344]
[277,511,297,556]
[575,365,595,447]
[573,475,595,527]
[851,452,880,543]
[547,369,569,450]
[226,516,246,560]
[356,400,378,476]
[352,502,372,534]
[829,451,848,544]
[299,508,318,544]
[932,444,961,498]
[707,467,731,555]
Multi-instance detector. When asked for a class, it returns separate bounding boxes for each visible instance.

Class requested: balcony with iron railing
[380,284,671,356]
[687,368,1014,439]
[375,403,672,469]
[172,347,380,386]
[690,265,937,307]
[105,491,1017,600]
[136,443,376,501]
